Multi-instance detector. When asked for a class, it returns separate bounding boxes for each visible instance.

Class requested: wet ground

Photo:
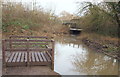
[3,66,59,75]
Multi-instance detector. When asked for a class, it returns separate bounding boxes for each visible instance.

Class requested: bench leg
[51,61,54,70]
[3,63,7,74]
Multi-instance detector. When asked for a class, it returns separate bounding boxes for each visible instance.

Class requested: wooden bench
[2,36,54,70]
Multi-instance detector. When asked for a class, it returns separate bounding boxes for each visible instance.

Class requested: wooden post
[2,40,6,67]
[51,40,54,70]
[9,36,12,52]
[27,38,29,66]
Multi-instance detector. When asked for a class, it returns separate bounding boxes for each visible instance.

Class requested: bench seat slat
[41,52,47,62]
[6,53,12,62]
[21,52,25,62]
[16,52,22,62]
[31,52,35,62]
[43,52,51,62]
[12,52,18,62]
[37,52,43,62]
[34,52,39,62]
[46,51,52,59]
[25,52,27,62]
[8,52,15,62]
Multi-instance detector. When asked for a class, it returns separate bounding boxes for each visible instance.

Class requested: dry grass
[2,2,63,38]
[78,33,119,59]
[78,32,119,45]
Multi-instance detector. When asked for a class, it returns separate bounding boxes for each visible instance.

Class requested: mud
[82,38,120,60]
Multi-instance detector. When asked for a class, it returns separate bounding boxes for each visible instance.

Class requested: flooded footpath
[54,35,119,75]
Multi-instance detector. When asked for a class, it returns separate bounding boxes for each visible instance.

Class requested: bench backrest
[9,35,49,40]
[3,36,54,52]
[3,39,54,52]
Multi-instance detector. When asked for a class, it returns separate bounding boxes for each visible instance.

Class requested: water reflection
[54,36,118,75]
[54,42,86,75]
[72,50,118,75]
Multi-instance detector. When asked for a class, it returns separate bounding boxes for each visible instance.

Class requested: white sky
[7,0,103,15]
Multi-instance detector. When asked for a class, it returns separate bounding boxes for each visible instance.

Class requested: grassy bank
[77,33,119,60]
[2,2,68,39]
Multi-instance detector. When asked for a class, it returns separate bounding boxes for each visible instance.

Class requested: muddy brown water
[54,35,119,75]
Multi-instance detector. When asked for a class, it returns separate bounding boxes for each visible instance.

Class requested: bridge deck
[70,28,83,31]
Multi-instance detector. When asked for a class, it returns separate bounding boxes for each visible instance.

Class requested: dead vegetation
[2,2,65,38]
[78,33,119,60]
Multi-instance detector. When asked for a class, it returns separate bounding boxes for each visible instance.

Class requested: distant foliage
[77,2,120,37]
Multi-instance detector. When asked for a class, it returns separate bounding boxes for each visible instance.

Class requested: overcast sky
[9,0,92,15]
[5,0,118,15]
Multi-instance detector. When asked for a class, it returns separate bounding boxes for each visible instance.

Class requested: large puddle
[54,36,118,75]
